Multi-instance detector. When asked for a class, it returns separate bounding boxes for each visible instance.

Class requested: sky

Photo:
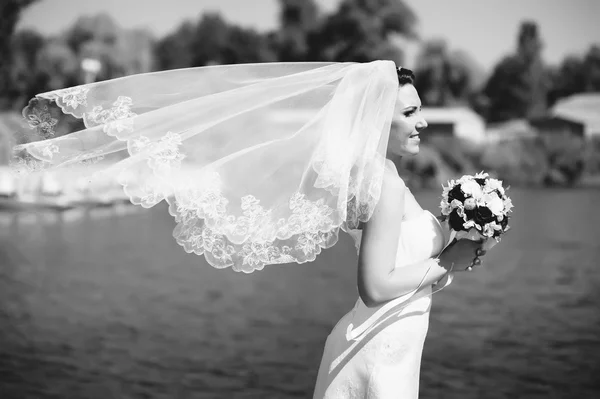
[17,0,600,72]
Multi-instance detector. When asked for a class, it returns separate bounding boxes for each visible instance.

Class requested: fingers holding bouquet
[467,246,487,271]
[438,172,513,272]
[438,239,484,271]
[471,247,486,265]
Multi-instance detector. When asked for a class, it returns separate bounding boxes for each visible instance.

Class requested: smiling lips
[409,133,420,138]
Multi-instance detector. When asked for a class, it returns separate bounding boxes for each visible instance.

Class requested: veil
[10,60,399,273]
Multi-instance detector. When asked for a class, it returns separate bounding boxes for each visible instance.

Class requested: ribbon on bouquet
[446,227,501,252]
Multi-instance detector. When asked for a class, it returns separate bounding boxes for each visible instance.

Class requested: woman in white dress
[313,68,486,399]
[11,61,486,397]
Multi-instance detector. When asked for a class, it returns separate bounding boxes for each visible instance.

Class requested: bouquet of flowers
[440,172,513,251]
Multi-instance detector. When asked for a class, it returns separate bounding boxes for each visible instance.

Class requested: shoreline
[2,175,599,213]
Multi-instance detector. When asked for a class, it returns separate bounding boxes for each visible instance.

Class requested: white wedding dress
[313,196,450,398]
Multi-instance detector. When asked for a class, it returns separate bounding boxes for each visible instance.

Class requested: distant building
[485,119,537,143]
[549,93,600,139]
[416,107,487,144]
[0,167,16,198]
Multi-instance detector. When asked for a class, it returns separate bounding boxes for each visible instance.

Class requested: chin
[399,144,420,157]
[408,145,420,155]
[388,140,420,157]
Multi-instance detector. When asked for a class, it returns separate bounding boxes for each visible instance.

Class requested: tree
[190,13,276,65]
[9,29,45,106]
[63,14,154,82]
[306,0,417,63]
[217,25,277,64]
[189,13,235,66]
[414,39,483,107]
[155,13,276,69]
[34,39,79,90]
[0,0,39,109]
[66,13,119,53]
[6,13,155,109]
[273,0,320,61]
[483,21,548,122]
[548,45,600,106]
[154,21,196,70]
[582,45,600,91]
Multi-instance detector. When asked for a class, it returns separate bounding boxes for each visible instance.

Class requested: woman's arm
[357,166,448,308]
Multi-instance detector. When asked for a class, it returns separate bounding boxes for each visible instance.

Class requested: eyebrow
[402,105,421,112]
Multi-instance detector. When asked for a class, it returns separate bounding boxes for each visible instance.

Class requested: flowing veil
[11,60,399,272]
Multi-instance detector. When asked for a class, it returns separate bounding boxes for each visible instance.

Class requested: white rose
[456,175,470,185]
[461,179,483,199]
[484,178,505,195]
[484,192,504,216]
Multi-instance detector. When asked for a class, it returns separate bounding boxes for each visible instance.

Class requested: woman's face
[388,83,427,157]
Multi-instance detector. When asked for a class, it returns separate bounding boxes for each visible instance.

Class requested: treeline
[2,0,599,122]
[0,0,154,109]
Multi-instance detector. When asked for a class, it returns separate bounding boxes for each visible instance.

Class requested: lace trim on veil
[11,64,392,273]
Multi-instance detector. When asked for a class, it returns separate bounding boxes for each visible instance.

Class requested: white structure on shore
[550,93,600,139]
[418,106,487,144]
[0,167,16,197]
[0,165,128,207]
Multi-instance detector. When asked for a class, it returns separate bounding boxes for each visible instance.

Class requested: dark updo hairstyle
[396,67,415,86]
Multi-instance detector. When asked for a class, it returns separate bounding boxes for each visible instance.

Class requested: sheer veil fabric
[11,61,399,272]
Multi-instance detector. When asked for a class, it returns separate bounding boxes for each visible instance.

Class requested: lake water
[1,189,599,399]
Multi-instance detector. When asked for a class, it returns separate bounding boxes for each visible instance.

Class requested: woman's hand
[438,239,486,272]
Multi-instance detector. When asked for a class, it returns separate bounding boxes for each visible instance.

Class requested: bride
[312,68,485,399]
[11,61,486,398]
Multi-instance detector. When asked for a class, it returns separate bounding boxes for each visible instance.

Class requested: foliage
[306,0,416,63]
[155,0,416,67]
[2,12,154,110]
[64,14,154,80]
[3,0,599,189]
[481,23,599,122]
[272,0,320,61]
[547,45,600,106]
[10,29,46,105]
[414,39,485,107]
[482,21,549,122]
[402,132,592,189]
[0,0,39,109]
[478,138,549,185]
[155,13,276,70]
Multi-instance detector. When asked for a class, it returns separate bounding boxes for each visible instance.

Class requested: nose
[416,116,428,131]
